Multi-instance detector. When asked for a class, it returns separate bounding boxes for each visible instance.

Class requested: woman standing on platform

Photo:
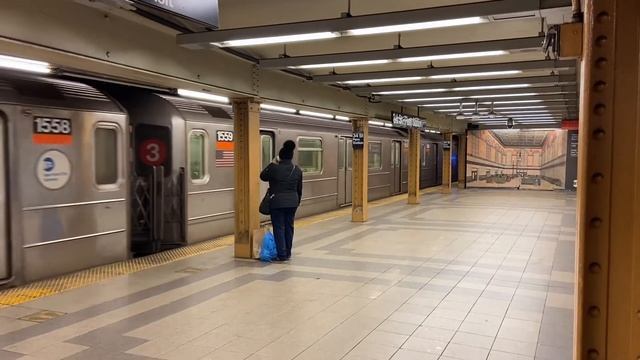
[260,140,303,261]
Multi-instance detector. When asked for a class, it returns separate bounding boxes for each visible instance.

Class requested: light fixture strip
[400,96,464,102]
[213,32,339,47]
[299,110,334,119]
[452,84,532,91]
[398,50,507,63]
[292,59,391,69]
[177,89,229,104]
[347,16,485,36]
[342,76,424,84]
[335,115,350,121]
[0,54,51,74]
[261,104,297,113]
[429,70,523,79]
[375,88,446,95]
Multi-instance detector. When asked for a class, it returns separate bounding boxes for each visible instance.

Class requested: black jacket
[260,159,303,209]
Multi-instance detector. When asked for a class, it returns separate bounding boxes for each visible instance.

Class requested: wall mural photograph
[466,129,576,191]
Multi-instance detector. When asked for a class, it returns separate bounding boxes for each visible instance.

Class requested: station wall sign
[133,0,219,28]
[391,112,426,129]
[352,131,365,149]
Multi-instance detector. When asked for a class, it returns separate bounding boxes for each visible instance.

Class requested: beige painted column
[232,98,261,258]
[441,132,453,193]
[408,128,421,204]
[352,118,368,222]
[458,132,467,189]
[576,0,640,359]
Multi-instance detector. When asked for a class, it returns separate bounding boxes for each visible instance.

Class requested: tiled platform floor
[0,189,576,360]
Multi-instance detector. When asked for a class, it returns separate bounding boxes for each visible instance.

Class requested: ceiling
[492,129,552,147]
[174,0,579,127]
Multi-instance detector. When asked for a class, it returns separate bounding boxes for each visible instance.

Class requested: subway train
[0,71,443,287]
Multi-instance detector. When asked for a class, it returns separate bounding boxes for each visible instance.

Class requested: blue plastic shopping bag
[259,230,278,262]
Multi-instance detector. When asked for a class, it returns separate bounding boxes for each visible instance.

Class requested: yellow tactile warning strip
[0,236,233,306]
[0,187,443,306]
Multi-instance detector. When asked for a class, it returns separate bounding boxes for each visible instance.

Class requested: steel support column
[408,128,421,205]
[458,132,467,189]
[576,0,640,359]
[352,118,368,222]
[232,98,261,258]
[442,133,453,194]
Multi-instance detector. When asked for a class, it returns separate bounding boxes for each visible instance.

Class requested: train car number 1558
[32,117,73,145]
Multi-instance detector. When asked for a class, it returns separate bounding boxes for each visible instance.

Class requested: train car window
[297,137,323,174]
[424,144,433,170]
[189,130,208,183]
[368,142,382,170]
[421,145,427,167]
[261,135,273,170]
[94,124,119,188]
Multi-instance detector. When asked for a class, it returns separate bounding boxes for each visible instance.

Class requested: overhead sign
[36,150,71,190]
[133,0,219,28]
[391,112,426,129]
[32,117,72,145]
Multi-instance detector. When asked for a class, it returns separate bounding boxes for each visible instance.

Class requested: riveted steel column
[352,118,368,222]
[232,98,261,258]
[442,132,453,193]
[458,132,467,189]
[408,128,421,205]
[576,0,640,359]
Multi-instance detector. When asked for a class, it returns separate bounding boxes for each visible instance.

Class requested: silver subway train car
[0,73,443,287]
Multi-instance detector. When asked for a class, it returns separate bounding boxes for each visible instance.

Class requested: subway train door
[0,116,7,280]
[391,141,402,194]
[132,124,184,255]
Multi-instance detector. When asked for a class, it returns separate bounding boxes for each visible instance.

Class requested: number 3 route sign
[139,139,167,166]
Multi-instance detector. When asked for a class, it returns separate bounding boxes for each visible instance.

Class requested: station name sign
[391,112,426,129]
[133,0,219,28]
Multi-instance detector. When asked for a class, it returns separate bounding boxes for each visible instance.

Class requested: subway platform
[0,190,576,360]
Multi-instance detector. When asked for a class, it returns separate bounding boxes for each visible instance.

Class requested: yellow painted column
[351,117,368,222]
[408,128,421,205]
[442,132,452,194]
[232,98,261,258]
[576,0,640,359]
[458,132,467,189]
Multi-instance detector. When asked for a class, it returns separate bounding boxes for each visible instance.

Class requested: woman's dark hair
[279,140,296,160]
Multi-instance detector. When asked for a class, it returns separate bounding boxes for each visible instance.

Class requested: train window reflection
[95,126,118,186]
[297,137,323,174]
[189,130,208,183]
[368,142,382,170]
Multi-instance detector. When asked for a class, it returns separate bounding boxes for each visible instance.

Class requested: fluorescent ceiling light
[335,115,350,121]
[452,84,531,91]
[292,59,390,69]
[261,104,297,113]
[420,103,470,107]
[494,105,547,109]
[347,16,485,36]
[429,70,522,79]
[471,92,538,98]
[0,54,51,74]
[376,88,446,95]
[493,99,544,104]
[499,110,560,114]
[299,110,334,119]
[398,50,507,63]
[342,76,424,84]
[369,120,385,126]
[401,96,464,102]
[212,32,338,47]
[177,89,229,103]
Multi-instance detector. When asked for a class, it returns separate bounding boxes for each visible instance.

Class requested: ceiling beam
[314,59,576,83]
[177,0,571,49]
[384,85,577,100]
[351,74,576,94]
[420,101,578,108]
[259,37,545,69]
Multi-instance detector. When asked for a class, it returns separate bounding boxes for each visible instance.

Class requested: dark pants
[270,207,297,259]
